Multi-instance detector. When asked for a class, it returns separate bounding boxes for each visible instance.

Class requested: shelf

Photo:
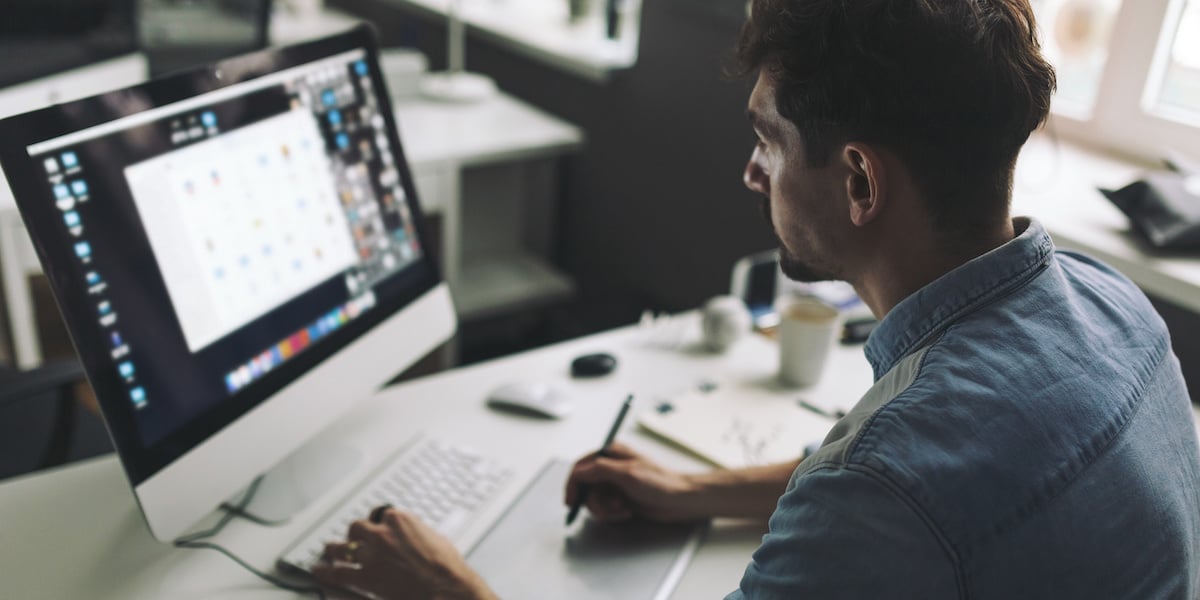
[372,0,641,83]
[453,252,576,320]
[394,93,583,168]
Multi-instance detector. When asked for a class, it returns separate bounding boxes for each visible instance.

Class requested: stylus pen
[566,394,633,526]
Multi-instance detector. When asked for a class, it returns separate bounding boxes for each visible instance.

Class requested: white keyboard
[279,436,515,573]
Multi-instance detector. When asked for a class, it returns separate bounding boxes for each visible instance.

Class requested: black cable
[172,475,327,600]
[218,502,292,527]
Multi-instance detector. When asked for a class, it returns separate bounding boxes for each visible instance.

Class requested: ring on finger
[342,540,361,563]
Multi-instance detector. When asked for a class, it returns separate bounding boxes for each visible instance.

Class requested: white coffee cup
[776,295,839,388]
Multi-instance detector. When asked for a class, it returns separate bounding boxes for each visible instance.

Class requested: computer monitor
[0,26,456,542]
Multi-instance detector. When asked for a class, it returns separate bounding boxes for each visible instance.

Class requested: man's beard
[760,199,839,283]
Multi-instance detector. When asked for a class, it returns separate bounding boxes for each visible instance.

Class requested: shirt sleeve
[725,465,959,600]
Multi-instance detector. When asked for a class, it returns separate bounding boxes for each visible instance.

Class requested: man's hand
[564,442,705,522]
[311,508,497,600]
[565,442,801,523]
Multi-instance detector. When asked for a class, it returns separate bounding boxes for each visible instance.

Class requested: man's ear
[842,143,886,227]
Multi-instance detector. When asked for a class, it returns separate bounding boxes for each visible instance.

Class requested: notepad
[637,383,836,469]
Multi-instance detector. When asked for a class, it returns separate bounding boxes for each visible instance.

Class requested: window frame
[1046,0,1200,162]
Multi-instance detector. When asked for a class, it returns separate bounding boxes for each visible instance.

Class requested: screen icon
[118,361,135,380]
[44,157,59,174]
[98,300,117,326]
[61,151,78,169]
[86,271,106,294]
[74,241,92,260]
[54,184,70,199]
[201,111,217,129]
[64,211,83,236]
[71,180,89,197]
[130,387,147,409]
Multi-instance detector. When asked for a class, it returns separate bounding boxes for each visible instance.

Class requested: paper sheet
[637,383,836,469]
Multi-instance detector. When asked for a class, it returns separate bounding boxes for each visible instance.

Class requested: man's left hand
[311,507,497,600]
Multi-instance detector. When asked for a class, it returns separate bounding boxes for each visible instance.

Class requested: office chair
[0,358,113,480]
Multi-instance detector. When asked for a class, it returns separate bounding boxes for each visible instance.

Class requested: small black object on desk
[571,352,617,377]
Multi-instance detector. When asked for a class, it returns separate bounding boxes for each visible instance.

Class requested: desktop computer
[0,27,705,599]
[0,26,459,544]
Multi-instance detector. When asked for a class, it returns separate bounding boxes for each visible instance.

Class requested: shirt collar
[863,217,1054,380]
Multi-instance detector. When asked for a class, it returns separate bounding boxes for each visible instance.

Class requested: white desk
[1014,134,1200,314]
[2,314,1199,598]
[0,315,874,599]
[0,90,582,368]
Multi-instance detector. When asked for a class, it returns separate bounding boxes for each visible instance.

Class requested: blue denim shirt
[728,218,1200,599]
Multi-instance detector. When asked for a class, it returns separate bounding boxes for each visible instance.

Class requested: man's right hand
[563,442,705,522]
[564,443,802,523]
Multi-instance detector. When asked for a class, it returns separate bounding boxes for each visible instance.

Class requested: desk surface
[0,315,872,599]
[1014,135,1200,313]
[2,313,1199,598]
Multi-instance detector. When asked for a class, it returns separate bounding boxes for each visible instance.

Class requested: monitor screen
[0,27,444,489]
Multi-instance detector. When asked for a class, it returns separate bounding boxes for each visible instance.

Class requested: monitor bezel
[0,25,444,487]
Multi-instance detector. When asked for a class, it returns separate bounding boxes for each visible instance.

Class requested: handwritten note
[637,383,836,469]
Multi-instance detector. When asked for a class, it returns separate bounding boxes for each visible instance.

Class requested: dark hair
[734,0,1056,232]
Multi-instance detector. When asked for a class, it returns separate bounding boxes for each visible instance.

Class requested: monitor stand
[234,438,364,523]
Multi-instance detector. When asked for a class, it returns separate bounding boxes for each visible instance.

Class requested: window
[1030,0,1200,161]
[1030,0,1122,116]
[1149,0,1200,119]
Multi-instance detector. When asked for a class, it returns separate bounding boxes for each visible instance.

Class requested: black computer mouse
[571,352,617,377]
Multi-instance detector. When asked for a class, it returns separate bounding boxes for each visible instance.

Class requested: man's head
[736,0,1055,284]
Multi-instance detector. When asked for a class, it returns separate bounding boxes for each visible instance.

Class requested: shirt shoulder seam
[803,462,969,599]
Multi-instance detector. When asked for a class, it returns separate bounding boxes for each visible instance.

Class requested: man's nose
[743,148,769,196]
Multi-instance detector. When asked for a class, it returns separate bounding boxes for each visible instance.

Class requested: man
[313,0,1200,597]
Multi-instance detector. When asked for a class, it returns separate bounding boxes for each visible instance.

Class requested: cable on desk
[218,501,292,527]
[173,475,327,600]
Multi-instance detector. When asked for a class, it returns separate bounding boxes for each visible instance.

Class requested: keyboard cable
[172,475,328,599]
